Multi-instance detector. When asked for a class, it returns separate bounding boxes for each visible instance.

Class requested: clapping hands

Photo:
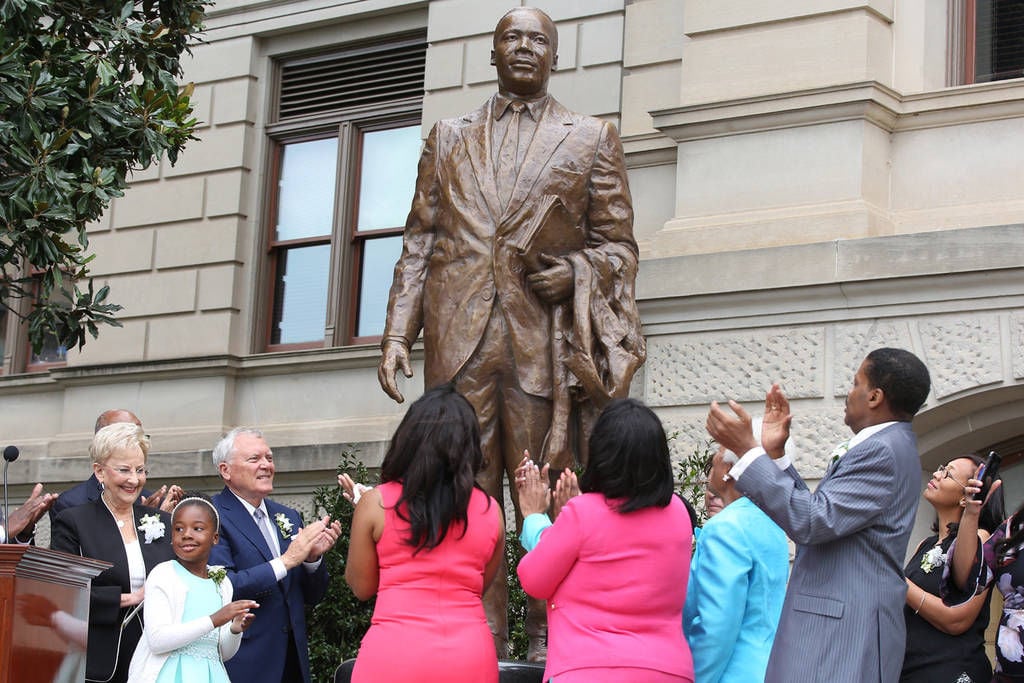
[338,474,373,506]
[514,451,580,520]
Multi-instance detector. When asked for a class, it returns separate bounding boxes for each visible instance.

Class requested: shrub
[306,451,376,683]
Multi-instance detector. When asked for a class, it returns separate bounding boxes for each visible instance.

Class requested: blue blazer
[210,487,329,683]
[684,496,789,683]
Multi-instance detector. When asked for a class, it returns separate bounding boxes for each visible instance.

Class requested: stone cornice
[651,80,1024,142]
[0,343,420,389]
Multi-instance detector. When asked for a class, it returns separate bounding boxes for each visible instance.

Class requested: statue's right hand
[378,339,413,403]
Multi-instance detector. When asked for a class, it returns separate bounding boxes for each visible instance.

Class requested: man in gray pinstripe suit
[707,347,931,682]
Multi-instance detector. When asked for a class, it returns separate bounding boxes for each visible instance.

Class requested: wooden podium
[0,545,110,683]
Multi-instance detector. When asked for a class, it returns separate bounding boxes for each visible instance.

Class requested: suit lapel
[502,97,574,221]
[459,98,502,223]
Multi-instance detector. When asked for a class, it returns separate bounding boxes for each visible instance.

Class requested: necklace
[101,492,132,529]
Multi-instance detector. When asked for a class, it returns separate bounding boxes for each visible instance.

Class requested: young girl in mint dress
[128,495,258,683]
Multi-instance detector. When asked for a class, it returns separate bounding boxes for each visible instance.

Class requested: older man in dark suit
[707,347,932,682]
[210,427,341,683]
[378,7,645,657]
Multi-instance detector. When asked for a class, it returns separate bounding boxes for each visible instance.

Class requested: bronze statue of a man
[378,6,645,658]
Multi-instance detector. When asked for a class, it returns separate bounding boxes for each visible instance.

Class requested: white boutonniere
[274,513,293,539]
[208,565,227,587]
[920,544,947,573]
[829,440,850,465]
[138,514,165,544]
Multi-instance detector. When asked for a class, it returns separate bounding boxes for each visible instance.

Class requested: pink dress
[352,481,501,683]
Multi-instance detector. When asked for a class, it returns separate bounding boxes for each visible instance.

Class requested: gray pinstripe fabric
[736,422,920,682]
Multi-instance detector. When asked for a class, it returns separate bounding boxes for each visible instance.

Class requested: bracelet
[914,594,926,614]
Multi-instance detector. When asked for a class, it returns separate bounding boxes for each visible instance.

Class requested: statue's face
[491,9,558,98]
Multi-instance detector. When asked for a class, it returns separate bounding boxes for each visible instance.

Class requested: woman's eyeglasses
[104,464,149,477]
[936,465,967,489]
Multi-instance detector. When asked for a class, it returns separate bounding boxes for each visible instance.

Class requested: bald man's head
[95,409,142,433]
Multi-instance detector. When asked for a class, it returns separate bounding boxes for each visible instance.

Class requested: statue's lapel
[460,98,502,223]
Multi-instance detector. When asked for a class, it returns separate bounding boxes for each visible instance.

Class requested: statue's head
[491,7,558,99]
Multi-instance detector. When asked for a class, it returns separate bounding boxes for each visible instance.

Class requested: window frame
[261,104,422,352]
[958,0,1024,85]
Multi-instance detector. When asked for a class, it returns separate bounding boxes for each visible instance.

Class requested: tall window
[962,0,1024,83]
[264,34,426,350]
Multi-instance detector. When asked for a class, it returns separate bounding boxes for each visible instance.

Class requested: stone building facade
[2,0,1023,547]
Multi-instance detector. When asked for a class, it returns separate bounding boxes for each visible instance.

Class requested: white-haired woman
[51,422,175,683]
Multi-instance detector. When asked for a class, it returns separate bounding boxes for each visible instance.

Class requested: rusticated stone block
[833,321,912,396]
[919,315,1001,398]
[646,328,823,407]
[1013,312,1024,379]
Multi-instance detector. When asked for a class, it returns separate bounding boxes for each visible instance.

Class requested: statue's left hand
[527,254,573,303]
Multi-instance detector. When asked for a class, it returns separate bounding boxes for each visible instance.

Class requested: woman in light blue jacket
[683,444,789,683]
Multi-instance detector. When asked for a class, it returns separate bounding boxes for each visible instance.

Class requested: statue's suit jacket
[384,94,639,398]
[735,422,921,682]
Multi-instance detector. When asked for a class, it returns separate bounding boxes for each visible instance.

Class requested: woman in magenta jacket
[516,398,694,683]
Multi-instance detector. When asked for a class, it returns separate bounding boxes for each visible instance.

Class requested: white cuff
[270,557,288,581]
[728,447,791,480]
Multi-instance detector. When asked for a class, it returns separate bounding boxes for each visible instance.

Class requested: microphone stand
[3,446,20,542]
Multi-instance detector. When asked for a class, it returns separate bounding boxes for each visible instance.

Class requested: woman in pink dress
[345,384,504,683]
[517,398,694,683]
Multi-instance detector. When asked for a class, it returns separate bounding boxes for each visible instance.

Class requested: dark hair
[864,347,931,419]
[172,491,220,533]
[579,398,674,513]
[995,489,1024,563]
[932,455,1004,537]
[380,384,487,552]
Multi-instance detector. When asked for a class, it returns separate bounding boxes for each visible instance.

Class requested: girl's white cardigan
[127,560,243,683]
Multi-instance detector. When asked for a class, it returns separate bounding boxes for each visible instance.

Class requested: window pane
[975,0,1024,82]
[29,282,71,366]
[356,235,404,337]
[270,244,331,345]
[356,125,421,232]
[276,138,339,242]
[30,330,68,365]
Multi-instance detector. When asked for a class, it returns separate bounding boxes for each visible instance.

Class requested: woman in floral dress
[945,459,1024,682]
[902,455,1002,682]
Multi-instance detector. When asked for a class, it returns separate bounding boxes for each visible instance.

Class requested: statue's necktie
[497,101,524,208]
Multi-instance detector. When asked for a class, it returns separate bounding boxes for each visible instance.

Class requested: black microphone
[3,445,19,543]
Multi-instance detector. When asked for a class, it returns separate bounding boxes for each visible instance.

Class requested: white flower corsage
[274,513,293,539]
[138,514,165,544]
[829,441,850,465]
[208,565,227,587]
[920,544,947,573]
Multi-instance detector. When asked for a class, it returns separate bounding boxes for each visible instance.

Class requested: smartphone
[974,450,1002,502]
